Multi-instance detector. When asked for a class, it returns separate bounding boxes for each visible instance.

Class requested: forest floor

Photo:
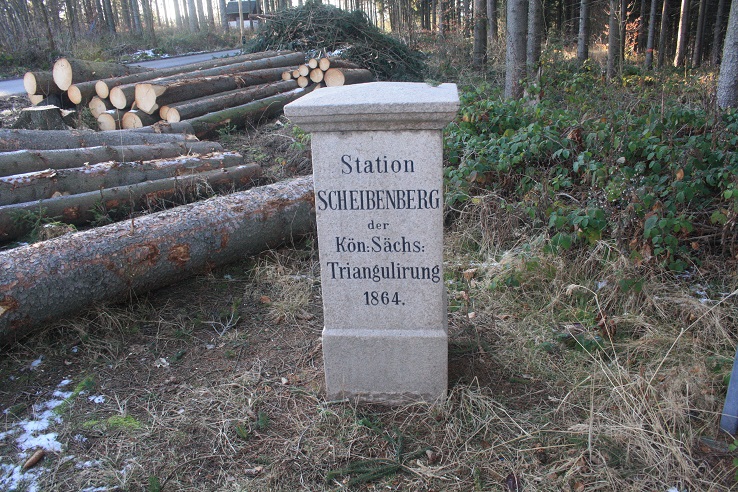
[1,91,738,492]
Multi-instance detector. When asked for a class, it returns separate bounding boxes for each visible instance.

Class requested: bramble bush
[444,62,738,271]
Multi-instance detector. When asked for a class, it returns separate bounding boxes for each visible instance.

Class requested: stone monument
[284,82,459,404]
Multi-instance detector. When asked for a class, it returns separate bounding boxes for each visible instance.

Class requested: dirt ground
[2,97,737,491]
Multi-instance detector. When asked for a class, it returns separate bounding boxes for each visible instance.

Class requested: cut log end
[52,58,74,92]
[307,58,318,69]
[109,87,128,110]
[67,86,82,105]
[296,76,309,88]
[324,68,374,87]
[28,94,45,106]
[23,72,38,95]
[318,58,331,71]
[122,110,160,129]
[95,80,110,99]
[97,110,122,131]
[89,97,114,119]
[281,71,293,81]
[166,109,181,123]
[309,68,324,84]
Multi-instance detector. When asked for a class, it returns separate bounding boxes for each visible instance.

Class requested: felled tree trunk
[0,176,315,347]
[52,57,151,91]
[165,80,298,122]
[0,141,222,177]
[97,110,123,131]
[0,152,244,205]
[0,163,261,243]
[323,68,374,87]
[67,80,99,106]
[0,129,195,151]
[135,67,292,114]
[94,51,286,99]
[23,72,63,96]
[89,96,116,118]
[11,106,69,130]
[175,86,311,138]
[121,110,160,128]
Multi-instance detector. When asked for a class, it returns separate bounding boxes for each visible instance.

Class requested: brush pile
[247,1,427,81]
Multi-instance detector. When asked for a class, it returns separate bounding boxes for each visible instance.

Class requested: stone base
[323,328,447,405]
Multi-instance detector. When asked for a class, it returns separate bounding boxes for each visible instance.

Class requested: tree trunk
[219,0,228,30]
[141,0,157,41]
[691,0,706,66]
[673,0,691,66]
[177,87,311,138]
[11,106,69,131]
[658,0,670,67]
[645,0,658,68]
[102,0,116,32]
[0,176,315,347]
[188,0,199,31]
[30,0,57,52]
[97,51,286,100]
[322,68,375,87]
[0,162,261,245]
[711,0,727,64]
[487,0,497,43]
[24,72,63,96]
[89,96,115,118]
[637,0,648,52]
[0,153,244,205]
[196,0,207,29]
[716,0,737,108]
[505,0,528,99]
[130,0,143,33]
[206,0,216,28]
[473,0,488,69]
[527,0,543,79]
[0,141,223,177]
[607,0,621,80]
[97,109,124,130]
[122,109,161,128]
[136,66,296,114]
[166,80,299,122]
[67,80,99,105]
[173,0,184,28]
[577,0,589,62]
[53,58,150,92]
[0,129,194,152]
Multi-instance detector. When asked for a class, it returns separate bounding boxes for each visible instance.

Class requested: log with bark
[165,80,298,123]
[89,97,116,118]
[135,66,297,114]
[95,50,286,99]
[172,86,312,138]
[52,58,151,91]
[309,68,324,84]
[317,57,361,71]
[0,152,245,205]
[108,84,138,110]
[11,106,69,130]
[67,80,100,106]
[0,176,315,347]
[0,162,261,243]
[23,72,62,96]
[323,68,374,87]
[0,141,222,177]
[297,76,309,88]
[0,129,195,151]
[97,110,123,131]
[121,110,160,129]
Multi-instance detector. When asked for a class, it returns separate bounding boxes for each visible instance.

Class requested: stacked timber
[0,130,262,244]
[280,56,372,88]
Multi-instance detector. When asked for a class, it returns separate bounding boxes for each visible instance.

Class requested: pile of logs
[0,128,261,245]
[21,51,374,134]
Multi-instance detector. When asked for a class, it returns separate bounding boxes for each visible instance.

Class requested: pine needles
[246,1,427,81]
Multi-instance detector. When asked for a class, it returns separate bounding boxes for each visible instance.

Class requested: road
[0,49,243,97]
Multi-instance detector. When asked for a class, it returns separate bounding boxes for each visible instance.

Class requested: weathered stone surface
[286,82,459,404]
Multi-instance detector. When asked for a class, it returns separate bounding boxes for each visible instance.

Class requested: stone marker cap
[284,82,459,132]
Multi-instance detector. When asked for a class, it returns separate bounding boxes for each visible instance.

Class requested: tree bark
[577,0,589,62]
[527,0,543,79]
[188,0,200,31]
[673,0,691,66]
[219,0,228,30]
[0,176,314,347]
[0,153,244,206]
[0,141,223,177]
[53,58,150,91]
[0,129,195,151]
[102,0,117,32]
[505,0,527,98]
[97,110,124,131]
[122,109,161,128]
[166,80,299,123]
[637,0,648,52]
[322,68,375,87]
[176,87,311,138]
[0,162,261,245]
[691,0,706,66]
[658,0,670,67]
[173,0,184,28]
[196,0,207,29]
[473,0,487,70]
[711,0,727,64]
[23,72,63,97]
[487,0,497,44]
[607,0,621,80]
[68,80,99,105]
[645,0,658,68]
[206,0,216,28]
[717,0,738,108]
[136,66,295,114]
